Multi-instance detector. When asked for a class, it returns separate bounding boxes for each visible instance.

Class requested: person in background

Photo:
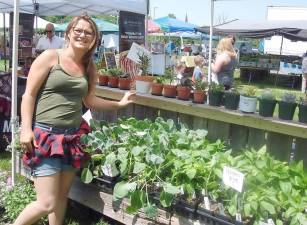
[211,37,237,90]
[302,51,307,93]
[35,23,64,55]
[174,61,187,85]
[14,14,134,225]
[192,55,206,82]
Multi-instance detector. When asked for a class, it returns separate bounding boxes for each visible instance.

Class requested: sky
[149,0,307,26]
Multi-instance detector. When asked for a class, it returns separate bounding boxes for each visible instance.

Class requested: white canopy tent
[7,0,148,185]
[0,13,54,28]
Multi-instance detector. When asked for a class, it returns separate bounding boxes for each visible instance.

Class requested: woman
[211,37,237,89]
[14,15,134,225]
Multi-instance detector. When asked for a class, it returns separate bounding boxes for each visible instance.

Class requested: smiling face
[65,16,99,56]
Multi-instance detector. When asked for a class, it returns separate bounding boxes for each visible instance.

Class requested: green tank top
[35,61,88,128]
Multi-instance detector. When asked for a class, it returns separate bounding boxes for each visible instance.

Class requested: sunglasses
[45,30,53,33]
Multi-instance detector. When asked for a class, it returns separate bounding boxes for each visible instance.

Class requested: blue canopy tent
[154,16,198,32]
[55,18,118,32]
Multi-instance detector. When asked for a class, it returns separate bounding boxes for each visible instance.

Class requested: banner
[119,11,145,52]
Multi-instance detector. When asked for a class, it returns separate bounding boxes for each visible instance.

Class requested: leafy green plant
[280,92,296,103]
[107,68,123,77]
[208,82,224,93]
[153,76,164,84]
[194,78,207,91]
[258,89,276,100]
[242,86,257,97]
[137,52,151,76]
[0,179,47,224]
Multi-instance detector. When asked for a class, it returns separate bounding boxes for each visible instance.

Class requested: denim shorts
[31,157,77,177]
[31,122,79,177]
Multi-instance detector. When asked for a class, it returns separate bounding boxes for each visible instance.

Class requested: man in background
[35,23,64,55]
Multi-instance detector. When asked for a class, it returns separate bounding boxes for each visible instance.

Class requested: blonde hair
[216,37,236,58]
[194,55,204,66]
[175,61,186,73]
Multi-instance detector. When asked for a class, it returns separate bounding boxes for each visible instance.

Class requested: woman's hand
[118,91,136,108]
[19,127,38,153]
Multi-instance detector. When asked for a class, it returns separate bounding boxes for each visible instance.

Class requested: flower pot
[118,77,131,90]
[278,101,297,120]
[298,104,307,123]
[239,95,257,113]
[208,90,223,106]
[163,84,177,98]
[98,75,108,86]
[224,92,240,110]
[173,198,197,220]
[193,90,206,104]
[108,76,119,88]
[177,86,191,101]
[135,75,154,94]
[151,83,163,96]
[258,99,277,117]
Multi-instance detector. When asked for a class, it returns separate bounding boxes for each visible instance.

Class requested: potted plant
[177,77,193,101]
[258,89,277,117]
[224,87,240,110]
[193,78,207,104]
[151,76,164,96]
[97,68,109,86]
[163,70,177,98]
[208,82,224,106]
[118,72,132,90]
[107,68,122,88]
[135,52,154,94]
[239,86,257,113]
[278,92,297,120]
[298,94,307,123]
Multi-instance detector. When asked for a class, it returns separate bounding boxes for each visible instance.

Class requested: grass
[0,151,11,172]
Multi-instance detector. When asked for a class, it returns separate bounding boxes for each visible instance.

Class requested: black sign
[119,11,145,52]
[104,52,117,70]
[9,13,34,67]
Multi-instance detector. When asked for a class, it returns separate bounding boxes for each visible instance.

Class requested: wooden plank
[144,106,159,122]
[266,132,293,162]
[247,128,266,150]
[192,117,208,131]
[102,110,118,123]
[178,113,194,129]
[118,104,134,119]
[160,109,178,124]
[69,178,170,225]
[295,138,307,169]
[134,104,146,120]
[229,125,248,153]
[95,86,307,139]
[207,120,230,143]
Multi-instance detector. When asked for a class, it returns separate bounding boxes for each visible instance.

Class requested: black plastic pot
[278,101,297,120]
[298,104,307,123]
[173,199,197,219]
[258,98,277,117]
[93,176,119,193]
[208,90,223,106]
[224,92,240,110]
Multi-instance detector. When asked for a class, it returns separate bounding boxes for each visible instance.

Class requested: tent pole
[3,13,7,71]
[274,35,283,86]
[11,0,20,186]
[208,0,214,83]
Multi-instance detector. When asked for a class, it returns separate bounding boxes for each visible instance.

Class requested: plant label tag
[223,166,244,192]
[259,222,269,225]
[179,186,184,195]
[127,42,152,64]
[102,164,119,177]
[203,196,211,210]
[82,109,92,126]
[218,203,225,215]
[236,213,242,222]
[267,219,275,225]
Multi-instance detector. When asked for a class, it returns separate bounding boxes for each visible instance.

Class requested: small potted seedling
[258,89,277,117]
[278,92,297,120]
[239,86,257,113]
